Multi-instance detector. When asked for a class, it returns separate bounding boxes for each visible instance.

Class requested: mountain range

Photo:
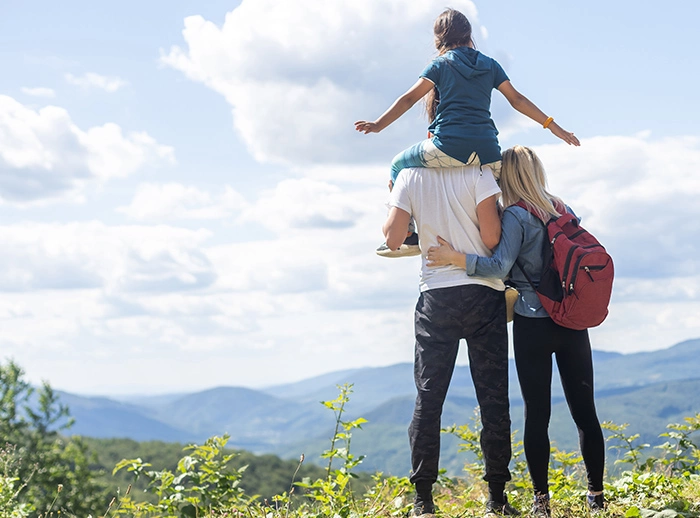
[59,338,700,476]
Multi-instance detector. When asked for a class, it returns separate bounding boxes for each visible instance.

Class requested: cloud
[20,87,56,98]
[240,178,370,232]
[161,0,484,166]
[532,133,700,278]
[0,223,214,293]
[0,95,175,204]
[118,183,248,221]
[64,72,128,92]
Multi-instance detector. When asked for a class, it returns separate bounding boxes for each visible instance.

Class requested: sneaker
[413,495,435,517]
[376,232,421,258]
[484,494,520,516]
[586,492,605,513]
[531,493,551,517]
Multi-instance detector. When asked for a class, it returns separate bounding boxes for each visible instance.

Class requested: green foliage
[0,447,31,518]
[0,360,110,517]
[295,383,370,517]
[84,437,331,503]
[113,434,252,517]
[6,362,700,518]
[602,421,652,470]
[656,413,700,475]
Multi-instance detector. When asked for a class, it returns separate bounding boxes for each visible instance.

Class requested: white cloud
[0,95,175,204]
[533,133,700,278]
[118,183,248,221]
[0,222,214,293]
[2,131,699,393]
[64,72,128,92]
[20,87,56,98]
[161,0,483,166]
[240,178,370,232]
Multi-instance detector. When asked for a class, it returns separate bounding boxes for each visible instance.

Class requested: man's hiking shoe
[376,232,421,258]
[413,494,435,517]
[531,493,551,517]
[484,494,520,517]
[586,493,605,513]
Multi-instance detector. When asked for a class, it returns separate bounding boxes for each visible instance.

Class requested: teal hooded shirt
[420,47,509,164]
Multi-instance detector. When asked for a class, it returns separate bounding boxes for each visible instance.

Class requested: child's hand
[426,236,458,267]
[549,122,580,146]
[354,120,381,134]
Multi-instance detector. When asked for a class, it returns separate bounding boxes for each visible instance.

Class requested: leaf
[625,506,641,517]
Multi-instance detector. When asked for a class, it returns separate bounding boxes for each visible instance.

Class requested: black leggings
[513,314,605,494]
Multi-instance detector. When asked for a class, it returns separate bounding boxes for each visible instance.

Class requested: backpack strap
[514,258,537,292]
[511,198,564,292]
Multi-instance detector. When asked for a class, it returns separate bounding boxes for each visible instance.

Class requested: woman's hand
[426,236,465,268]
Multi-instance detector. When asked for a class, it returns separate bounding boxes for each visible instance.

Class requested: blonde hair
[499,145,563,221]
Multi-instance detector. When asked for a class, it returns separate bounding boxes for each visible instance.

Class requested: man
[383,165,517,517]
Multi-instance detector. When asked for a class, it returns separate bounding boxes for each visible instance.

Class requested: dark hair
[433,8,473,53]
[425,9,474,122]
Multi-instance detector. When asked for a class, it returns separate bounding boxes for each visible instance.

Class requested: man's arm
[476,194,501,249]
[382,206,412,251]
[426,194,502,268]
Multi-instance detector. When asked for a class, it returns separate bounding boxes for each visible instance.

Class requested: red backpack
[514,201,614,330]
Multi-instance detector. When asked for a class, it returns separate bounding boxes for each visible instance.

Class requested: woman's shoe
[531,493,551,517]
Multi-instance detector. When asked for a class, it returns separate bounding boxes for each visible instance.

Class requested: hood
[445,47,491,81]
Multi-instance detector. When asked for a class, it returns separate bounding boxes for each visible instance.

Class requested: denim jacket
[465,204,576,318]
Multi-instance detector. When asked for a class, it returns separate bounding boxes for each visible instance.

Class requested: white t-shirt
[388,165,504,293]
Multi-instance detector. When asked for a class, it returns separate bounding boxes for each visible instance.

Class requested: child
[355,8,580,258]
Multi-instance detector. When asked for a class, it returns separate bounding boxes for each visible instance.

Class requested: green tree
[0,360,110,516]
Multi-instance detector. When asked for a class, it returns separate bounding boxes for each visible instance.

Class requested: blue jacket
[465,204,576,318]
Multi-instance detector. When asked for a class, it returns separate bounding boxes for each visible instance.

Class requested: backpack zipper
[561,246,577,289]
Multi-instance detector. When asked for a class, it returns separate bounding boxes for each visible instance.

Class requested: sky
[1,0,699,395]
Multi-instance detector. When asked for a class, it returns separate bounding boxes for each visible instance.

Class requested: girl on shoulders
[355,8,579,257]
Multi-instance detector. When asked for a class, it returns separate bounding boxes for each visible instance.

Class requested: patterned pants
[408,284,512,485]
[390,138,502,183]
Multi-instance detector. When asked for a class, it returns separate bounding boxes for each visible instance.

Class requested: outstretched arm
[497,80,580,146]
[355,78,434,134]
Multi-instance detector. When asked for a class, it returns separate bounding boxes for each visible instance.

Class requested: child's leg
[481,160,502,182]
[390,141,429,183]
[390,139,473,184]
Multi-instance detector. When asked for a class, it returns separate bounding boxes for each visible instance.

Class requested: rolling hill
[57,338,700,475]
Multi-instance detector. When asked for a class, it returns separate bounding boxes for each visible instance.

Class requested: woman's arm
[426,209,524,278]
[497,80,580,146]
[355,78,434,134]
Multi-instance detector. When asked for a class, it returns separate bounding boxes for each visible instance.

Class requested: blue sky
[1,0,699,395]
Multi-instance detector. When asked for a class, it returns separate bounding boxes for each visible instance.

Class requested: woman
[426,145,605,517]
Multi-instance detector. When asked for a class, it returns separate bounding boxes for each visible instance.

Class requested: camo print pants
[408,284,512,485]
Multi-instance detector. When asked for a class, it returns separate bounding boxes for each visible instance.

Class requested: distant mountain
[278,377,700,476]
[58,392,191,442]
[53,338,700,475]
